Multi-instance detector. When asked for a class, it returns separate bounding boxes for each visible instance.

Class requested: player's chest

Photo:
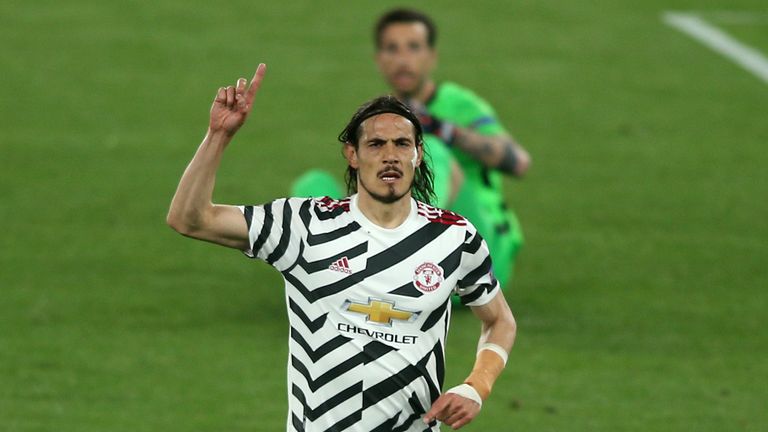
[300,230,458,311]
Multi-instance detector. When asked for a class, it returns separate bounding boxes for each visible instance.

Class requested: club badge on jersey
[413,262,444,293]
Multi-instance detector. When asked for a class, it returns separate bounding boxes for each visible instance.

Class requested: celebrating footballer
[167,64,517,431]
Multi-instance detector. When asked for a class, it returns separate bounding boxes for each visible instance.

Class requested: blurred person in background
[293,8,531,291]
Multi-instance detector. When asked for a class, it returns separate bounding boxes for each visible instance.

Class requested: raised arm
[424,291,516,429]
[166,64,267,249]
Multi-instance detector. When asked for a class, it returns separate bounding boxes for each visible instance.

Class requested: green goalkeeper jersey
[424,82,523,287]
[427,82,508,225]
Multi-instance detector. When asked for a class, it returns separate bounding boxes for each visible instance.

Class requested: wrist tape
[464,344,507,400]
[446,383,483,407]
[478,342,508,365]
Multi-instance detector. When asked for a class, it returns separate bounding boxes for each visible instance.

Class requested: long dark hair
[338,95,436,205]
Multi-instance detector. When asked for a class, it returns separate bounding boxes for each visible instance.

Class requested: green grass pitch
[1,0,767,430]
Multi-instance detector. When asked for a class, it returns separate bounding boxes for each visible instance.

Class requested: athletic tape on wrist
[478,343,508,366]
[446,383,483,407]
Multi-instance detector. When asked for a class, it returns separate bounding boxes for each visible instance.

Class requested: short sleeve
[454,225,500,306]
[461,95,506,136]
[238,198,305,272]
[430,82,508,136]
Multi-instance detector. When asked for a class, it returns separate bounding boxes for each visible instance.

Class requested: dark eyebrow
[408,40,422,49]
[366,137,387,145]
[394,137,413,145]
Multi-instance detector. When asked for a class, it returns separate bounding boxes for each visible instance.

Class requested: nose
[391,46,411,66]
[395,51,410,66]
[381,141,400,164]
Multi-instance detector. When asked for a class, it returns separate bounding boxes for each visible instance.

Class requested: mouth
[393,70,416,85]
[378,169,403,184]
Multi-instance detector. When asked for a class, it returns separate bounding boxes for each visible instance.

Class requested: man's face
[345,113,422,204]
[376,22,436,96]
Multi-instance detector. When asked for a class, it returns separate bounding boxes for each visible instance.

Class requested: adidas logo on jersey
[328,256,352,274]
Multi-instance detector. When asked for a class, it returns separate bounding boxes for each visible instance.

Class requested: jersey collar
[350,194,419,235]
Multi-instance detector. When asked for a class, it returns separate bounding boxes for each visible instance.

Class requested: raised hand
[209,63,267,136]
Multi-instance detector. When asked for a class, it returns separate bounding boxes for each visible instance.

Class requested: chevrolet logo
[342,298,420,327]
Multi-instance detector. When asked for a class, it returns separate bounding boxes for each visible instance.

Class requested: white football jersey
[239,194,499,432]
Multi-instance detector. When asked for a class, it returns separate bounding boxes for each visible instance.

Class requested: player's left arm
[423,291,516,429]
[452,129,531,177]
[412,105,531,177]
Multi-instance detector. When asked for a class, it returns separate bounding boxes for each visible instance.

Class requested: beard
[358,176,413,204]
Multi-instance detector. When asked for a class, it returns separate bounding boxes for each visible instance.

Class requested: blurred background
[1,0,766,430]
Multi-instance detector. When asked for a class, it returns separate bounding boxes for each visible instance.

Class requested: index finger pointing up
[245,63,267,105]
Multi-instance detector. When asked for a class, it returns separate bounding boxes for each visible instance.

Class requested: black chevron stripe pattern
[420,297,450,333]
[387,281,422,298]
[464,230,483,254]
[288,298,327,333]
[396,392,431,432]
[362,341,442,410]
[251,202,273,258]
[292,381,362,422]
[299,199,362,246]
[370,390,430,432]
[239,196,499,430]
[326,409,363,432]
[292,340,395,390]
[243,205,254,231]
[266,200,294,265]
[458,255,492,288]
[291,412,305,431]
[290,341,442,431]
[388,240,465,298]
[459,281,496,306]
[432,337,446,391]
[292,355,362,392]
[296,241,368,274]
[291,328,351,363]
[285,222,450,304]
[371,409,402,432]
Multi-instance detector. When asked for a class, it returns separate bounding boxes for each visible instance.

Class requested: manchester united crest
[413,262,443,292]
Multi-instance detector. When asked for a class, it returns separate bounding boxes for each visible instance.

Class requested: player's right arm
[166,64,267,250]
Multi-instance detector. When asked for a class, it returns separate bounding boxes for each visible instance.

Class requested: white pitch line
[700,11,768,24]
[663,11,768,85]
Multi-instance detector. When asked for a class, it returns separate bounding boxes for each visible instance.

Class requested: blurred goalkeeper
[293,8,531,289]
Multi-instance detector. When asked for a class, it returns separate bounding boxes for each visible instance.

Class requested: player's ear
[344,142,359,169]
[415,143,423,167]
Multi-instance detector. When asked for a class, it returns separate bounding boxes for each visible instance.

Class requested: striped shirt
[239,194,499,431]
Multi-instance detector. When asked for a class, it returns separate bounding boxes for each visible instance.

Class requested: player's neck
[355,191,412,229]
